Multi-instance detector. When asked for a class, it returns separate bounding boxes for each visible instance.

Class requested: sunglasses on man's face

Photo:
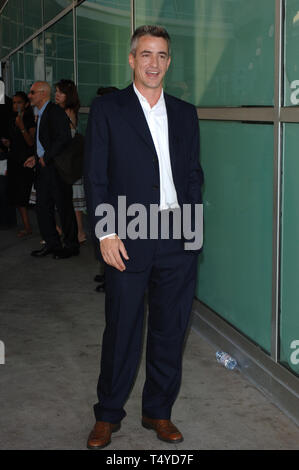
[29,89,43,95]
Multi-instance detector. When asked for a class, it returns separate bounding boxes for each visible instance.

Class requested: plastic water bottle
[216,351,237,370]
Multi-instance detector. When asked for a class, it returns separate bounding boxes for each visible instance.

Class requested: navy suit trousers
[35,164,78,250]
[93,235,198,423]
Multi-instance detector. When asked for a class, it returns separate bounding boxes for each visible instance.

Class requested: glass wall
[285,0,299,105]
[76,0,131,107]
[0,1,73,61]
[43,0,73,25]
[24,33,45,90]
[0,0,24,59]
[23,0,43,39]
[10,48,25,93]
[280,124,299,376]
[196,121,274,352]
[135,0,275,106]
[45,11,74,86]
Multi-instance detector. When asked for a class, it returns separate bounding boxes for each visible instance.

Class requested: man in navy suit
[85,25,204,449]
[25,81,79,259]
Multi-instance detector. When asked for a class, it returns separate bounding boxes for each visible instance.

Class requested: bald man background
[25,81,79,258]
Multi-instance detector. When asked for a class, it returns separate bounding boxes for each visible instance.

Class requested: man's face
[28,84,45,108]
[129,35,171,92]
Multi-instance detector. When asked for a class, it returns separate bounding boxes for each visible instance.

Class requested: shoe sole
[86,423,121,450]
[141,421,184,444]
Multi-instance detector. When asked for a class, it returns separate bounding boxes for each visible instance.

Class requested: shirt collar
[38,100,50,117]
[133,83,164,110]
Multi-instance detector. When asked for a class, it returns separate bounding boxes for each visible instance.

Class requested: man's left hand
[24,156,36,168]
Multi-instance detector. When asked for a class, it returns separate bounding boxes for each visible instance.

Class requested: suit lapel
[118,85,157,157]
[118,86,179,182]
[37,102,51,142]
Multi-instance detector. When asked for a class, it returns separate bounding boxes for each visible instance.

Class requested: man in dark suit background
[25,81,79,259]
[85,25,203,449]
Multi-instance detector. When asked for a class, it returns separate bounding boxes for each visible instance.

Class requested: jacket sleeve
[183,105,204,251]
[84,97,110,237]
[43,105,72,165]
[188,106,204,205]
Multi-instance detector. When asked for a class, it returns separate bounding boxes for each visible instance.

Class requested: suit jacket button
[153,185,159,189]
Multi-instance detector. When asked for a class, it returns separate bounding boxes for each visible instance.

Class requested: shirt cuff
[99,233,117,241]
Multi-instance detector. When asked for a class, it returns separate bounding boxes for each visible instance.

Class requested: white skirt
[72,178,86,211]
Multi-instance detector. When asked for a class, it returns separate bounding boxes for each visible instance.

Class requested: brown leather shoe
[87,421,121,450]
[142,416,184,443]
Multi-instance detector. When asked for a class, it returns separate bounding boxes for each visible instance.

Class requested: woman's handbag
[54,133,85,185]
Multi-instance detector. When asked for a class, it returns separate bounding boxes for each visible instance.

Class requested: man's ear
[128,53,135,71]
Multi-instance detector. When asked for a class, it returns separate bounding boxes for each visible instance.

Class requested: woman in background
[55,79,87,244]
[5,92,35,237]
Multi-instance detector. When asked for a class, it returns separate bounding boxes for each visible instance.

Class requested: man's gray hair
[130,25,171,57]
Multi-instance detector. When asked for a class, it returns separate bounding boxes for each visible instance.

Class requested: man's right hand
[100,235,129,271]
[24,156,36,168]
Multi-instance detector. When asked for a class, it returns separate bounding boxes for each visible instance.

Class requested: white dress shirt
[133,83,179,210]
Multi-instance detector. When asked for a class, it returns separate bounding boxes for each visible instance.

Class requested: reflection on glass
[45,12,74,89]
[76,0,131,107]
[136,0,275,106]
[280,124,299,376]
[285,0,299,106]
[24,34,45,91]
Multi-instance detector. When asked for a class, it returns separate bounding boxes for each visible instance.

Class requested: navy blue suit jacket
[84,84,203,271]
[37,102,72,166]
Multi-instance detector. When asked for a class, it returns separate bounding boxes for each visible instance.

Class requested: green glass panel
[280,124,299,376]
[196,121,274,352]
[43,0,73,25]
[23,0,43,40]
[135,0,275,106]
[45,12,74,88]
[76,0,131,107]
[285,0,299,106]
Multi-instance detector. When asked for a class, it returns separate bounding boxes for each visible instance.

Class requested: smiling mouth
[146,71,159,77]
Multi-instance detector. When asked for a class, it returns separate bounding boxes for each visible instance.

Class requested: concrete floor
[1,211,299,450]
